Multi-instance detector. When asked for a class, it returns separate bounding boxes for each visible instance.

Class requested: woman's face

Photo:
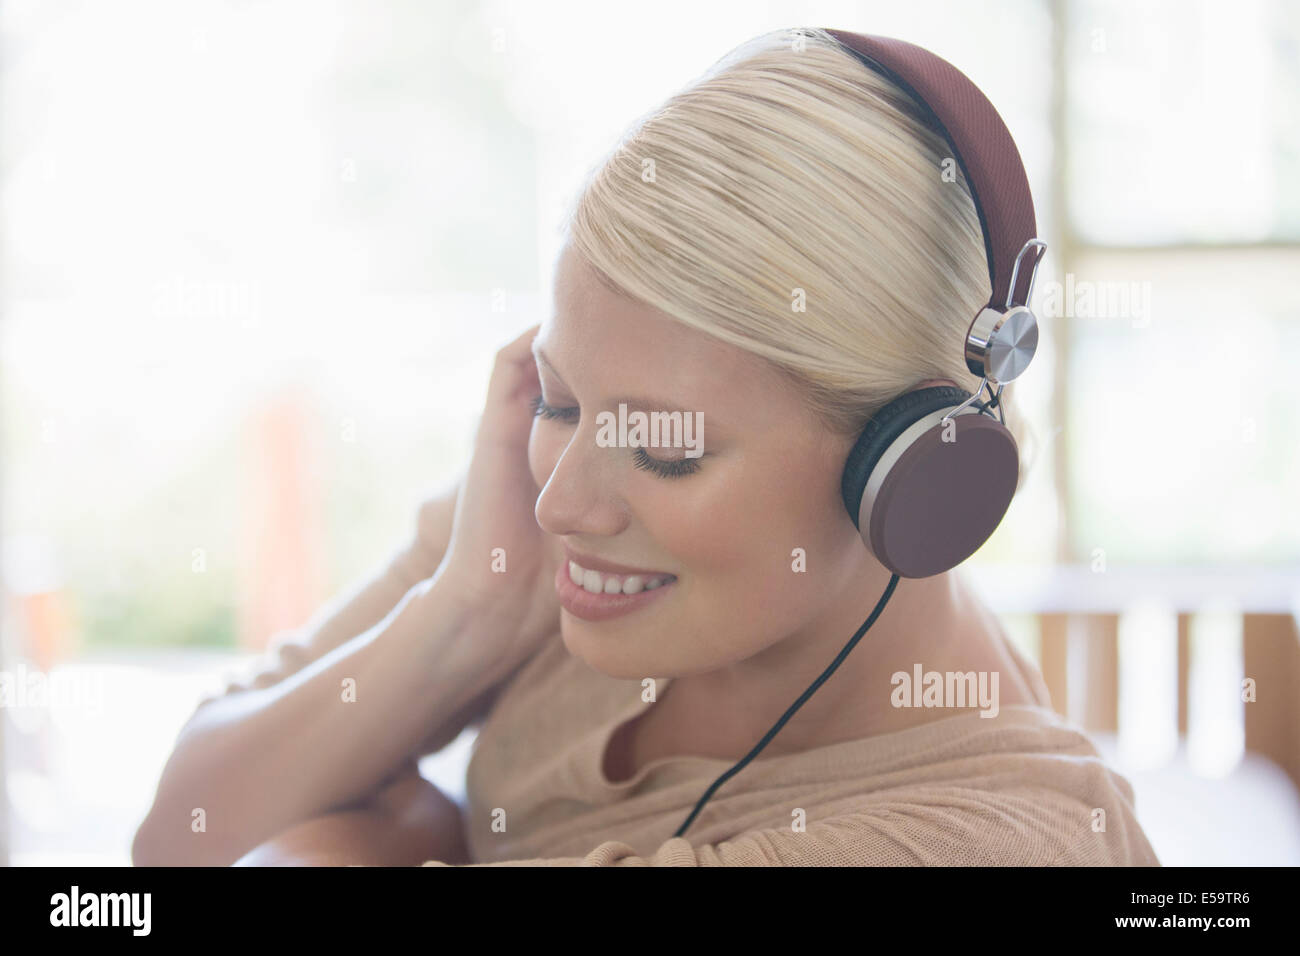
[529,244,870,680]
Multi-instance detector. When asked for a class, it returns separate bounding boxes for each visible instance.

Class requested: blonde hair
[566,27,1031,483]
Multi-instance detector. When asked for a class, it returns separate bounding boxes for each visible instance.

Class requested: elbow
[132,804,255,867]
[130,815,219,867]
[131,808,203,867]
[130,815,165,867]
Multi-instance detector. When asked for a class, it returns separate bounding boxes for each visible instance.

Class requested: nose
[534,428,630,539]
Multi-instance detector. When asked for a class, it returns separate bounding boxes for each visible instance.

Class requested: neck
[662,557,972,759]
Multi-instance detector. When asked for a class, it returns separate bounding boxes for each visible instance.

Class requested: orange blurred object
[15,589,75,672]
[236,386,327,653]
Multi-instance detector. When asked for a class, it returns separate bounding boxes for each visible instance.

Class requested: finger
[476,324,543,447]
[486,324,541,405]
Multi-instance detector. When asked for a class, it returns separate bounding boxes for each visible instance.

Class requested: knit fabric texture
[421,631,1160,867]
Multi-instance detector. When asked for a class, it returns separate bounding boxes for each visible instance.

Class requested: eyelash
[529,394,579,424]
[631,447,701,479]
[529,395,702,480]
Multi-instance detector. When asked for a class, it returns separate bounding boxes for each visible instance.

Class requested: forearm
[231,810,419,867]
[217,526,440,700]
[134,574,496,867]
[232,772,470,867]
[230,808,462,867]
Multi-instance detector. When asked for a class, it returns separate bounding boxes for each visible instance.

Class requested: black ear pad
[841,386,974,526]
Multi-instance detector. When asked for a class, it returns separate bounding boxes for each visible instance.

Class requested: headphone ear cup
[842,386,1019,578]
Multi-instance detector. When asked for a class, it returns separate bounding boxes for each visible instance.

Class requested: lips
[563,546,674,577]
[554,553,678,622]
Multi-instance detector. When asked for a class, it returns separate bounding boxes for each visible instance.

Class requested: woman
[133,27,1158,866]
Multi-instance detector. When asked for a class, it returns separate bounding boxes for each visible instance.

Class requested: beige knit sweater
[422,631,1160,867]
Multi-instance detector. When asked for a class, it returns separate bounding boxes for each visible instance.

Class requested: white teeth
[567,561,673,596]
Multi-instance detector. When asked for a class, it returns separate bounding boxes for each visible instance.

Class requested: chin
[558,615,663,681]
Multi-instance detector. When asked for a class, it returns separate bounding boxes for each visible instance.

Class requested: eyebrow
[533,343,711,418]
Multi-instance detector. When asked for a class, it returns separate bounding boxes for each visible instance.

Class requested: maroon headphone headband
[823,29,1041,311]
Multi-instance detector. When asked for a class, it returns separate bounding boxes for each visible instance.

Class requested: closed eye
[529,394,579,424]
[632,446,701,479]
[531,395,704,479]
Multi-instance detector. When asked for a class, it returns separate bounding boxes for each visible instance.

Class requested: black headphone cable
[673,571,902,838]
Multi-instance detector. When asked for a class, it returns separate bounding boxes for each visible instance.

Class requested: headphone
[831,28,1046,580]
[674,29,1047,838]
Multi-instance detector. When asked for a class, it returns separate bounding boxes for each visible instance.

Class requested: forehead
[544,246,789,415]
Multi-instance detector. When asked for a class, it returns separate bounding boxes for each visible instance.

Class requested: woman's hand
[431,324,563,680]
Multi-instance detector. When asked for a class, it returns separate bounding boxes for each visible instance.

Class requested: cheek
[640,461,847,668]
[650,453,845,596]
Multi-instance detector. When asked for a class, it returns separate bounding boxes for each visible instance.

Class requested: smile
[554,557,678,622]
[568,560,674,594]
